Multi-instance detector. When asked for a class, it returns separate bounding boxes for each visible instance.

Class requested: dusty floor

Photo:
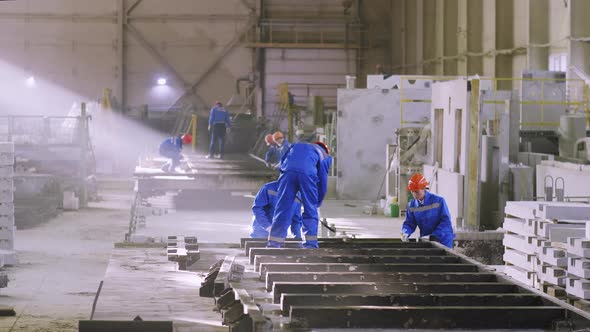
[0,183,406,332]
[0,190,133,332]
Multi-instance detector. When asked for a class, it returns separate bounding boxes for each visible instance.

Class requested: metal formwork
[204,238,590,331]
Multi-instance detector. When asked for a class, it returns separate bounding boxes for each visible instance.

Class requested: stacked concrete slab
[0,142,15,266]
[503,201,590,299]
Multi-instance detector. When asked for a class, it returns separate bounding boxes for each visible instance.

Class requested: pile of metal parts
[200,237,590,331]
[166,235,200,271]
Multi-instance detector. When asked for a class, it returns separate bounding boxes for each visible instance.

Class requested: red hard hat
[314,141,330,155]
[272,131,284,141]
[181,134,192,145]
[408,173,428,191]
[264,134,275,145]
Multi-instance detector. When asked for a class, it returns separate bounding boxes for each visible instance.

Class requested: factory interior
[1,0,590,331]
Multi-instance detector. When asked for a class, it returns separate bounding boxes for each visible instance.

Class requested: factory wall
[0,0,253,116]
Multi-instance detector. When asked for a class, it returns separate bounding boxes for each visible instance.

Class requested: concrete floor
[0,184,405,332]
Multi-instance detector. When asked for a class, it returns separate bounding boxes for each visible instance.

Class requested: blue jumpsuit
[208,106,231,157]
[268,143,332,248]
[250,181,303,239]
[402,191,455,248]
[265,139,291,166]
[159,136,183,172]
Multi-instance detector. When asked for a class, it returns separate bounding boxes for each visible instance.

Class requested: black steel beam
[254,255,460,270]
[244,241,433,255]
[265,272,498,291]
[288,306,566,329]
[248,247,447,263]
[259,263,478,277]
[281,293,544,315]
[79,320,173,332]
[241,237,418,248]
[272,282,517,303]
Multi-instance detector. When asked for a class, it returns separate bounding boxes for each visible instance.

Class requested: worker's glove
[400,232,409,242]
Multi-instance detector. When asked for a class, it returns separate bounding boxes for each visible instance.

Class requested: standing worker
[250,181,303,239]
[159,134,192,172]
[401,173,455,248]
[207,101,231,159]
[264,134,279,168]
[272,131,291,159]
[267,142,332,248]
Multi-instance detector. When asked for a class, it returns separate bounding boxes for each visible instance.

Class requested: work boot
[205,155,212,159]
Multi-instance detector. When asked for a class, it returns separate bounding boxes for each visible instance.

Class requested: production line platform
[201,238,590,331]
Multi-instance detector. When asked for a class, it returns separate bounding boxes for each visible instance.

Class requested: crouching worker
[267,142,332,249]
[250,181,302,239]
[401,173,455,248]
[159,134,192,172]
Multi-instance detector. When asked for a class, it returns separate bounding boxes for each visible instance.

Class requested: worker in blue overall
[207,101,231,159]
[250,181,303,239]
[401,173,455,248]
[267,142,332,248]
[159,134,192,172]
[264,134,280,168]
[272,131,291,160]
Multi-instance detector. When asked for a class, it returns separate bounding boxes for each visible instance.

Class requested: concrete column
[443,0,458,75]
[405,0,417,74]
[416,0,424,74]
[423,0,437,75]
[569,0,590,75]
[528,0,549,70]
[467,0,484,75]
[482,0,496,77]
[116,0,125,110]
[495,0,513,89]
[435,0,445,75]
[457,0,468,75]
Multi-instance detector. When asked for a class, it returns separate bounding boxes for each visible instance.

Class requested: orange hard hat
[264,134,275,145]
[272,131,284,141]
[181,134,192,145]
[314,141,330,155]
[408,173,428,191]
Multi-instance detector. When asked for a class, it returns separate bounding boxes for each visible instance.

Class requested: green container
[390,203,400,218]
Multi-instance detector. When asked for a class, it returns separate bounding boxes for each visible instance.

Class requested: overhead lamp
[157,77,167,86]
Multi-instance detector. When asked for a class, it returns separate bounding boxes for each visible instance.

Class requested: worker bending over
[267,142,332,248]
[207,101,231,159]
[159,134,192,172]
[401,173,455,248]
[250,181,303,239]
[264,134,280,167]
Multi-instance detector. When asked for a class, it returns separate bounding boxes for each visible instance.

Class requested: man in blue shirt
[264,134,280,167]
[207,102,231,159]
[267,142,332,248]
[250,181,302,239]
[159,134,192,172]
[401,173,455,248]
[272,131,291,160]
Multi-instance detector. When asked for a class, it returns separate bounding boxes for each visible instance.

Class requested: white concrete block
[536,220,586,241]
[538,246,568,267]
[0,191,13,203]
[568,257,590,279]
[503,233,547,255]
[566,277,590,299]
[0,203,14,216]
[0,249,16,266]
[502,217,526,235]
[522,218,538,237]
[0,153,14,166]
[505,201,590,221]
[0,143,14,153]
[504,265,537,287]
[566,238,590,258]
[538,264,566,287]
[505,201,539,219]
[0,228,14,241]
[0,178,14,190]
[503,248,537,271]
[0,167,13,177]
[0,215,14,227]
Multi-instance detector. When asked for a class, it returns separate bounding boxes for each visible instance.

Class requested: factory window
[549,53,567,72]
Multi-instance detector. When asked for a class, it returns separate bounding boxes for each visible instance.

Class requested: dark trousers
[209,123,227,157]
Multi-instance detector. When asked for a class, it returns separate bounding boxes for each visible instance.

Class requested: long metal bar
[248,247,447,263]
[259,263,479,276]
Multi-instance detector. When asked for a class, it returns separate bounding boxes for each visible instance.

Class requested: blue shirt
[208,106,231,128]
[252,181,302,230]
[279,142,332,206]
[402,191,454,247]
[159,136,182,154]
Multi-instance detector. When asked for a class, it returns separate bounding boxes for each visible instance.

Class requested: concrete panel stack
[0,142,16,265]
[503,201,590,301]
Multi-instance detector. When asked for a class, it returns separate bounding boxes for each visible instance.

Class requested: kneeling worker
[159,134,192,172]
[401,173,455,248]
[250,181,302,239]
